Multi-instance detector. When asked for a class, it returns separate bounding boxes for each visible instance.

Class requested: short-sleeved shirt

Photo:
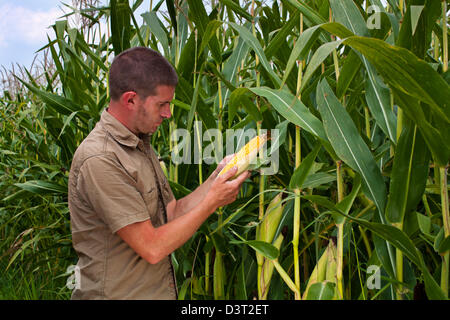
[68,109,177,300]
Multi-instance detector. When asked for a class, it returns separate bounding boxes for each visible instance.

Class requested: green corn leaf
[110,0,132,55]
[282,20,356,88]
[333,174,362,224]
[284,0,327,26]
[230,240,279,261]
[219,0,253,22]
[303,194,446,300]
[74,32,108,72]
[343,36,450,126]
[198,20,223,59]
[229,88,262,123]
[336,49,361,99]
[141,11,169,57]
[306,282,336,300]
[250,87,327,142]
[222,36,250,119]
[165,0,178,36]
[302,172,336,189]
[14,180,67,195]
[269,120,288,157]
[17,78,89,123]
[176,77,216,130]
[392,88,449,166]
[416,212,432,236]
[386,121,430,224]
[300,40,344,92]
[329,0,369,37]
[437,236,450,255]
[177,277,192,300]
[228,22,281,87]
[186,67,203,132]
[265,10,300,60]
[316,79,387,218]
[329,0,397,143]
[410,5,425,35]
[364,65,397,143]
[289,143,321,190]
[357,220,446,300]
[282,25,322,88]
[187,0,222,64]
[57,111,78,139]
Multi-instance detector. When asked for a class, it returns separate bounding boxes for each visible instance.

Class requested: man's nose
[161,104,172,119]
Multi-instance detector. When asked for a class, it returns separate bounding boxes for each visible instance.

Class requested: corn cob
[218,133,269,179]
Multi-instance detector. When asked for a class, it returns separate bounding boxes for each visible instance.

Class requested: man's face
[134,85,175,135]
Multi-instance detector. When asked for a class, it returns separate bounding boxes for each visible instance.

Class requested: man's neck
[107,105,139,136]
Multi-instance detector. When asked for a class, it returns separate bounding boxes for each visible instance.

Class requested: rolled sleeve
[77,155,151,233]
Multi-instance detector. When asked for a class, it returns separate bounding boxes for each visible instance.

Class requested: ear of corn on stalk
[218,133,269,179]
[256,193,286,299]
[256,192,286,299]
[302,239,337,300]
[159,159,168,178]
[257,192,285,244]
[213,250,226,300]
[260,232,285,299]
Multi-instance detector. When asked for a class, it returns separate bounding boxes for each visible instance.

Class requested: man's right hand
[204,166,250,212]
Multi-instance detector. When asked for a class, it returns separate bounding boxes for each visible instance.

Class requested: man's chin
[147,126,159,135]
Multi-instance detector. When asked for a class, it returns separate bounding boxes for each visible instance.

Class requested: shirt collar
[100,109,150,149]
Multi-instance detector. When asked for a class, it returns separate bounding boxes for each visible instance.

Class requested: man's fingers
[216,154,236,171]
[233,170,251,186]
[220,165,238,181]
[213,154,236,177]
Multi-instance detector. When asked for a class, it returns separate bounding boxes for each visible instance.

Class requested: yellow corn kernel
[218,133,269,179]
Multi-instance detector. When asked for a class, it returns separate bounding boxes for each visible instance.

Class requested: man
[68,47,249,299]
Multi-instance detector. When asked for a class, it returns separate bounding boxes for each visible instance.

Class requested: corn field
[0,0,449,300]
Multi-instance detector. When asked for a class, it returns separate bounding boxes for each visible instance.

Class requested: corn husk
[260,233,284,299]
[302,240,337,299]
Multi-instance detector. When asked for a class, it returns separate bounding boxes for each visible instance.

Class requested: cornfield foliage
[0,0,449,300]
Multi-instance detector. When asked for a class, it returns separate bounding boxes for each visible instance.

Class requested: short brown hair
[108,47,178,101]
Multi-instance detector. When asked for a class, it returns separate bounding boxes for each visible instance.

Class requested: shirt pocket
[141,187,160,226]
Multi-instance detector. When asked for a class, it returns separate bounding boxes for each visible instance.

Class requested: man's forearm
[167,177,214,220]
[147,198,216,263]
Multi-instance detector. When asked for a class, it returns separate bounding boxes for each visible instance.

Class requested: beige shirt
[68,109,177,300]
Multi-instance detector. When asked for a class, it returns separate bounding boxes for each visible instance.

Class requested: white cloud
[0,3,62,48]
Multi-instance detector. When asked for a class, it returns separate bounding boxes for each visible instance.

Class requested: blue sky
[0,0,151,70]
[0,0,69,69]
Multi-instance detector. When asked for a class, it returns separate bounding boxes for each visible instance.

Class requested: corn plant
[1,0,449,300]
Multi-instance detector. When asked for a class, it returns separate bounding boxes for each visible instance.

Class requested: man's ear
[120,91,138,110]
